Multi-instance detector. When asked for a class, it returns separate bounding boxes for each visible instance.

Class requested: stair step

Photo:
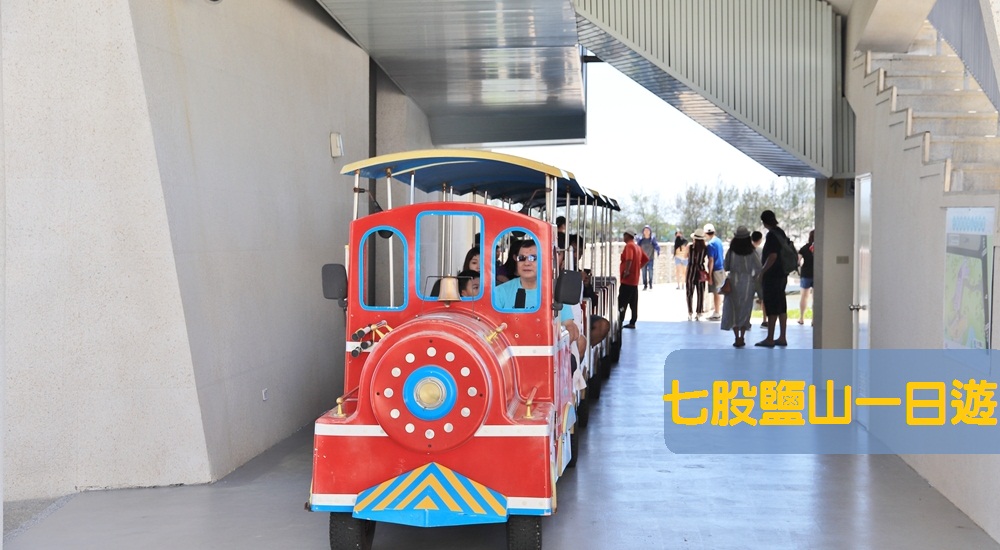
[950,163,1000,191]
[912,111,999,137]
[884,72,979,92]
[929,136,1000,163]
[871,54,966,75]
[893,89,995,112]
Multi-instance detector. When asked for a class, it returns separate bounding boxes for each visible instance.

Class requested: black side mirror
[555,270,583,306]
[322,264,348,307]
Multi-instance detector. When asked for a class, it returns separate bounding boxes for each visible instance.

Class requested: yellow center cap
[415,378,445,409]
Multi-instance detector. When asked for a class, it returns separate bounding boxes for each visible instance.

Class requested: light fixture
[330,132,345,158]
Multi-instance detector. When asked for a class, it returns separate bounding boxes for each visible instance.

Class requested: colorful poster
[944,208,994,349]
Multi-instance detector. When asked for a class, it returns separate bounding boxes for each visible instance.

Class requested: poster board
[944,208,994,349]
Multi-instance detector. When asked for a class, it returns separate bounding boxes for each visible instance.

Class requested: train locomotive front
[309,200,580,550]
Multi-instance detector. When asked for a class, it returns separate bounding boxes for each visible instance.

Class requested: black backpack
[777,230,798,275]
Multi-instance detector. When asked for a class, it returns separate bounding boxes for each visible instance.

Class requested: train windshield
[492,228,542,313]
[416,211,484,301]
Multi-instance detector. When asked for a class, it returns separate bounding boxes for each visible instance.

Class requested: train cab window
[415,211,484,301]
[359,227,407,310]
[492,229,542,313]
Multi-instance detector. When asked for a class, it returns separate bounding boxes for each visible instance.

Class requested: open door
[852,174,872,428]
[852,173,872,349]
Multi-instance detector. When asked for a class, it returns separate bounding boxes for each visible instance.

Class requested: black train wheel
[506,515,542,550]
[329,513,375,550]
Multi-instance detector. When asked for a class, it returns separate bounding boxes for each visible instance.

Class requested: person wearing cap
[757,210,790,347]
[685,229,709,321]
[618,229,647,329]
[720,226,762,347]
[672,229,689,289]
[703,223,725,320]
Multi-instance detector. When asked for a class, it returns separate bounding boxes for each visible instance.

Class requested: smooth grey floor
[6,316,1000,549]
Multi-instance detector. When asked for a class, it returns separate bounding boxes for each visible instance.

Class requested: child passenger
[458,269,480,297]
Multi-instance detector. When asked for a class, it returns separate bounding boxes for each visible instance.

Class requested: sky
[493,63,783,205]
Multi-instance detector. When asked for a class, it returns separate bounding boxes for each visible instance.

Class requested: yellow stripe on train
[353,462,508,527]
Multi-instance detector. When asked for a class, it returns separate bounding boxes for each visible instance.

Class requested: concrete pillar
[814,178,855,349]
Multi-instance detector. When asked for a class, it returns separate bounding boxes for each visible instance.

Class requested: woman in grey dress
[720,226,762,347]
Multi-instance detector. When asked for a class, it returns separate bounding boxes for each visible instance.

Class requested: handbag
[720,278,732,295]
[698,269,710,283]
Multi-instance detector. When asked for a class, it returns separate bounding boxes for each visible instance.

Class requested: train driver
[494,240,580,344]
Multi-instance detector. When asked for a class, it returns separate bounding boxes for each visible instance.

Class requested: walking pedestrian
[798,230,815,325]
[673,230,689,289]
[618,229,647,329]
[756,210,790,347]
[720,227,762,347]
[685,229,709,321]
[751,230,767,327]
[704,223,725,320]
[638,225,660,290]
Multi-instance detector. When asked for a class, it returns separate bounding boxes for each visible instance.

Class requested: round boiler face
[371,336,489,453]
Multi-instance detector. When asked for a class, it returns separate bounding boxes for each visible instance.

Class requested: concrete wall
[128,0,369,481]
[2,1,212,498]
[846,46,1000,543]
[1,0,434,501]
[0,0,6,531]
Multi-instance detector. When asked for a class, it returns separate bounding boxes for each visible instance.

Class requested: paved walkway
[5,286,997,549]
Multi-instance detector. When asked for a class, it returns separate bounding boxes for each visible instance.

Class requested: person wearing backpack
[756,210,790,347]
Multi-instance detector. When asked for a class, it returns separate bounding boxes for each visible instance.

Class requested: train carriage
[307,150,619,550]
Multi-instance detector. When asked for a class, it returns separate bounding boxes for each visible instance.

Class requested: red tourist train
[307,150,621,550]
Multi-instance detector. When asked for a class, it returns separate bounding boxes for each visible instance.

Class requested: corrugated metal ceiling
[315,0,587,146]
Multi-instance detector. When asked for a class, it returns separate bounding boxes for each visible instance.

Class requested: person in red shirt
[619,229,648,329]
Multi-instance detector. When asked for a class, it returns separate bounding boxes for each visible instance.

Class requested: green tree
[616,190,672,239]
[674,184,711,236]
[611,178,815,246]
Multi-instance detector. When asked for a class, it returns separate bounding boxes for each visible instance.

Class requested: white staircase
[860,22,1000,192]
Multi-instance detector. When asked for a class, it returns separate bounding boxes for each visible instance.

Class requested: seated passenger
[500,239,524,282]
[582,270,610,347]
[457,269,480,297]
[463,247,480,272]
[494,240,579,343]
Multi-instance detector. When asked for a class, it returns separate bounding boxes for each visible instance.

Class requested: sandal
[755,340,775,348]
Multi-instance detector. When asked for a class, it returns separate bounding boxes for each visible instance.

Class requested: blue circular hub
[402,365,458,421]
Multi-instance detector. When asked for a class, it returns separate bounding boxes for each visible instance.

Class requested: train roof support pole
[386,173,395,306]
[352,171,361,221]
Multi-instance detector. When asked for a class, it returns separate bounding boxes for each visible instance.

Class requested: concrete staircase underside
[574,12,828,179]
[866,22,1000,192]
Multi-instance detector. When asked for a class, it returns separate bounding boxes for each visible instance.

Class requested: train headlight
[415,378,446,410]
[402,366,457,421]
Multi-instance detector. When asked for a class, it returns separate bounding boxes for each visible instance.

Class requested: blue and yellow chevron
[353,462,508,527]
